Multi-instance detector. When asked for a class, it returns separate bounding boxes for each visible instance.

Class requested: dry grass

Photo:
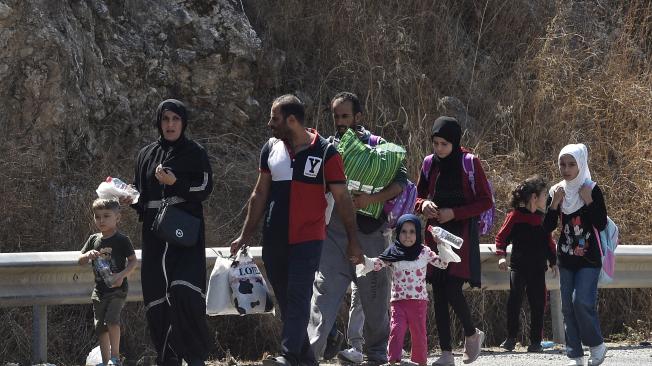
[243,0,652,353]
[2,0,652,363]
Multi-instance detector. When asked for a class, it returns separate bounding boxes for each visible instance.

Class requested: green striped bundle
[337,129,406,218]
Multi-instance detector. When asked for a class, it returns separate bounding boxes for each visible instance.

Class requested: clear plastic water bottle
[94,258,114,287]
[107,176,128,190]
[540,341,555,349]
[429,226,464,249]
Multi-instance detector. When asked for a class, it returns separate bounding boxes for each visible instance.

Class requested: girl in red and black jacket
[494,175,558,353]
[415,116,493,366]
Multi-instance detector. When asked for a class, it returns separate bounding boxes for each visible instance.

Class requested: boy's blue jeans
[559,266,604,358]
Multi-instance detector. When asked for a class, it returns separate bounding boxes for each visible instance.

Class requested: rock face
[0,0,260,158]
[0,0,264,251]
[0,1,270,361]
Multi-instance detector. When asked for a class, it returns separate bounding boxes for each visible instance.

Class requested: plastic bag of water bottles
[96,176,140,203]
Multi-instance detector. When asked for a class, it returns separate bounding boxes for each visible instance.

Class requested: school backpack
[421,153,496,235]
[367,134,418,228]
[588,181,619,284]
[594,217,619,284]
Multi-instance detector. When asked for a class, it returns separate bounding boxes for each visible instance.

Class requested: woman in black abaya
[128,99,213,366]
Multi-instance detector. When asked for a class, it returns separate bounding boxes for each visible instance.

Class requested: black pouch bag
[151,200,200,247]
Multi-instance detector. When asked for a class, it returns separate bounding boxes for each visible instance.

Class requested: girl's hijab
[378,214,423,262]
[155,99,188,149]
[549,143,592,215]
[431,116,465,214]
[431,116,463,173]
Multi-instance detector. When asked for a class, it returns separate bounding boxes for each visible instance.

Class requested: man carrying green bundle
[308,92,408,365]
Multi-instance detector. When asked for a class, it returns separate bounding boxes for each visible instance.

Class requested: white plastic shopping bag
[85,345,102,366]
[229,248,274,315]
[206,256,238,315]
[355,255,375,277]
[437,242,461,263]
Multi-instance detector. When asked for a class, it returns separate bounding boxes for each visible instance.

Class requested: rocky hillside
[0,0,267,253]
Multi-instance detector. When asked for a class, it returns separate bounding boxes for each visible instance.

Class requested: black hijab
[430,116,466,211]
[155,99,188,149]
[378,214,423,262]
[431,116,462,172]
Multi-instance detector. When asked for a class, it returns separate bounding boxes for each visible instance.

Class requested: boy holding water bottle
[78,198,137,366]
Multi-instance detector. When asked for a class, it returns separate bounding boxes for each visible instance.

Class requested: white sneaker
[566,357,584,366]
[588,343,607,365]
[462,328,484,364]
[338,347,364,364]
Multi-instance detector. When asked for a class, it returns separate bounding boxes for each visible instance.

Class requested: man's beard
[272,121,290,139]
[336,124,353,136]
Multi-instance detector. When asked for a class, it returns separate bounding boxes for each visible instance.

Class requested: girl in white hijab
[549,143,592,215]
[544,143,608,366]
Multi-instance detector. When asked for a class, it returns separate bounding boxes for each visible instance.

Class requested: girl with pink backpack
[543,143,608,366]
[414,116,493,365]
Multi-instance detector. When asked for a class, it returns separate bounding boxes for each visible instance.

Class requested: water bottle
[541,341,555,349]
[429,226,464,249]
[107,176,128,190]
[94,258,114,287]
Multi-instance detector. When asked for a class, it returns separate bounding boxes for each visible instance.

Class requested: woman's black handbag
[151,200,200,248]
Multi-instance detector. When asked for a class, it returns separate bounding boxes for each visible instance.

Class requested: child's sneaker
[462,328,484,364]
[566,357,584,366]
[588,343,607,365]
[432,351,455,366]
[107,357,121,366]
[500,338,516,351]
[337,347,364,364]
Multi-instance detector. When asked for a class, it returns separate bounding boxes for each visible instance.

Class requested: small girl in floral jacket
[366,214,448,366]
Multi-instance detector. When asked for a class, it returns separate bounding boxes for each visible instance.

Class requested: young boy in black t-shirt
[78,198,137,366]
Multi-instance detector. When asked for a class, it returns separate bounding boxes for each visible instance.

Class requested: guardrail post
[32,304,47,364]
[550,289,564,344]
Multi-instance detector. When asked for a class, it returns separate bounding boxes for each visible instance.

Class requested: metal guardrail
[0,247,257,364]
[480,245,652,348]
[1,245,650,363]
[0,247,256,307]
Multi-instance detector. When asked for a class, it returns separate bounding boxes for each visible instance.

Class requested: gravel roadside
[208,343,652,366]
